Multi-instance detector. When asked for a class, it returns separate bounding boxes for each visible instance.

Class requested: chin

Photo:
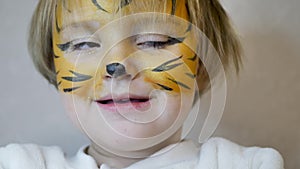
[60,88,194,153]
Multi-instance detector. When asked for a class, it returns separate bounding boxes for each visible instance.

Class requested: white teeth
[117,98,130,103]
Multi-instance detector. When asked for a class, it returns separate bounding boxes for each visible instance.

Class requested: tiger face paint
[53,0,197,96]
[53,0,200,155]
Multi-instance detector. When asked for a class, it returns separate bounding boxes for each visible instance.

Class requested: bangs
[55,0,174,23]
[54,0,190,43]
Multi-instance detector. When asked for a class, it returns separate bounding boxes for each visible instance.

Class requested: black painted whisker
[168,78,191,90]
[152,56,183,72]
[62,70,92,82]
[63,86,81,93]
[155,83,173,91]
[188,54,197,61]
[185,73,196,79]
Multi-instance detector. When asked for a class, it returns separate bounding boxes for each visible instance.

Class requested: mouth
[97,98,149,104]
[95,94,151,112]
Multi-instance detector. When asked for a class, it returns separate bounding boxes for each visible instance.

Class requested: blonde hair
[28,0,242,92]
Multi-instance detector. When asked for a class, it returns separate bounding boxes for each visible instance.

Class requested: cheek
[142,45,198,94]
[59,94,84,131]
[53,47,110,98]
[154,92,194,136]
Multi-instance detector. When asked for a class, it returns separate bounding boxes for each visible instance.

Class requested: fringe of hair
[28,0,57,86]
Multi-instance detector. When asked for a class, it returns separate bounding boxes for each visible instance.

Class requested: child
[0,0,283,169]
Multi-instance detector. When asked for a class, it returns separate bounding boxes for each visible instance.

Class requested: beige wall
[0,0,299,168]
[214,1,300,169]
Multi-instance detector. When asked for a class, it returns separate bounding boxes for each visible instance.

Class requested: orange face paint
[52,0,198,98]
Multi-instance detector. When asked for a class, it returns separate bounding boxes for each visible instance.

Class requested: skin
[53,0,199,168]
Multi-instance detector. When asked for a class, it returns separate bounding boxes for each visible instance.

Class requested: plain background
[0,0,299,168]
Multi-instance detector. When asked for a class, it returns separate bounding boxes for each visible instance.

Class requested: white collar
[72,140,200,169]
[123,140,200,169]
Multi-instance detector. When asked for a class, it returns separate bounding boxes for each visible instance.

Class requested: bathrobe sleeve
[196,137,284,169]
[0,143,70,169]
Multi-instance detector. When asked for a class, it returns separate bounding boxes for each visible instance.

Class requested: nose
[106,62,127,78]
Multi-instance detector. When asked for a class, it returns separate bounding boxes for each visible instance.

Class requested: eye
[72,41,101,51]
[136,34,175,49]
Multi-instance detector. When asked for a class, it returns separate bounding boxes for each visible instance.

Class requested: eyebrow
[59,20,100,34]
[55,21,100,51]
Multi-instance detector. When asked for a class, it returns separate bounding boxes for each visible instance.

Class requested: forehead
[55,0,182,29]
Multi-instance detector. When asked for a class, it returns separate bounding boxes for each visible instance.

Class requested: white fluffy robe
[0,137,284,169]
[196,138,284,169]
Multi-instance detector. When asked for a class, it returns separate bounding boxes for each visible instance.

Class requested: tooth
[116,98,129,103]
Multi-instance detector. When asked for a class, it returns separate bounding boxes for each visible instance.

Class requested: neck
[87,129,182,169]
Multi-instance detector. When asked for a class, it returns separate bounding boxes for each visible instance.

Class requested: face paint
[53,0,105,97]
[53,0,198,97]
[53,0,201,156]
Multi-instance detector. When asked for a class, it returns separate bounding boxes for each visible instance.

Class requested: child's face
[53,0,199,153]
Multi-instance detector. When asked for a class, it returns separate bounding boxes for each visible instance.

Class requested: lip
[95,94,151,113]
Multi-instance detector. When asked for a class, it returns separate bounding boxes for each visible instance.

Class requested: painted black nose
[106,62,126,77]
